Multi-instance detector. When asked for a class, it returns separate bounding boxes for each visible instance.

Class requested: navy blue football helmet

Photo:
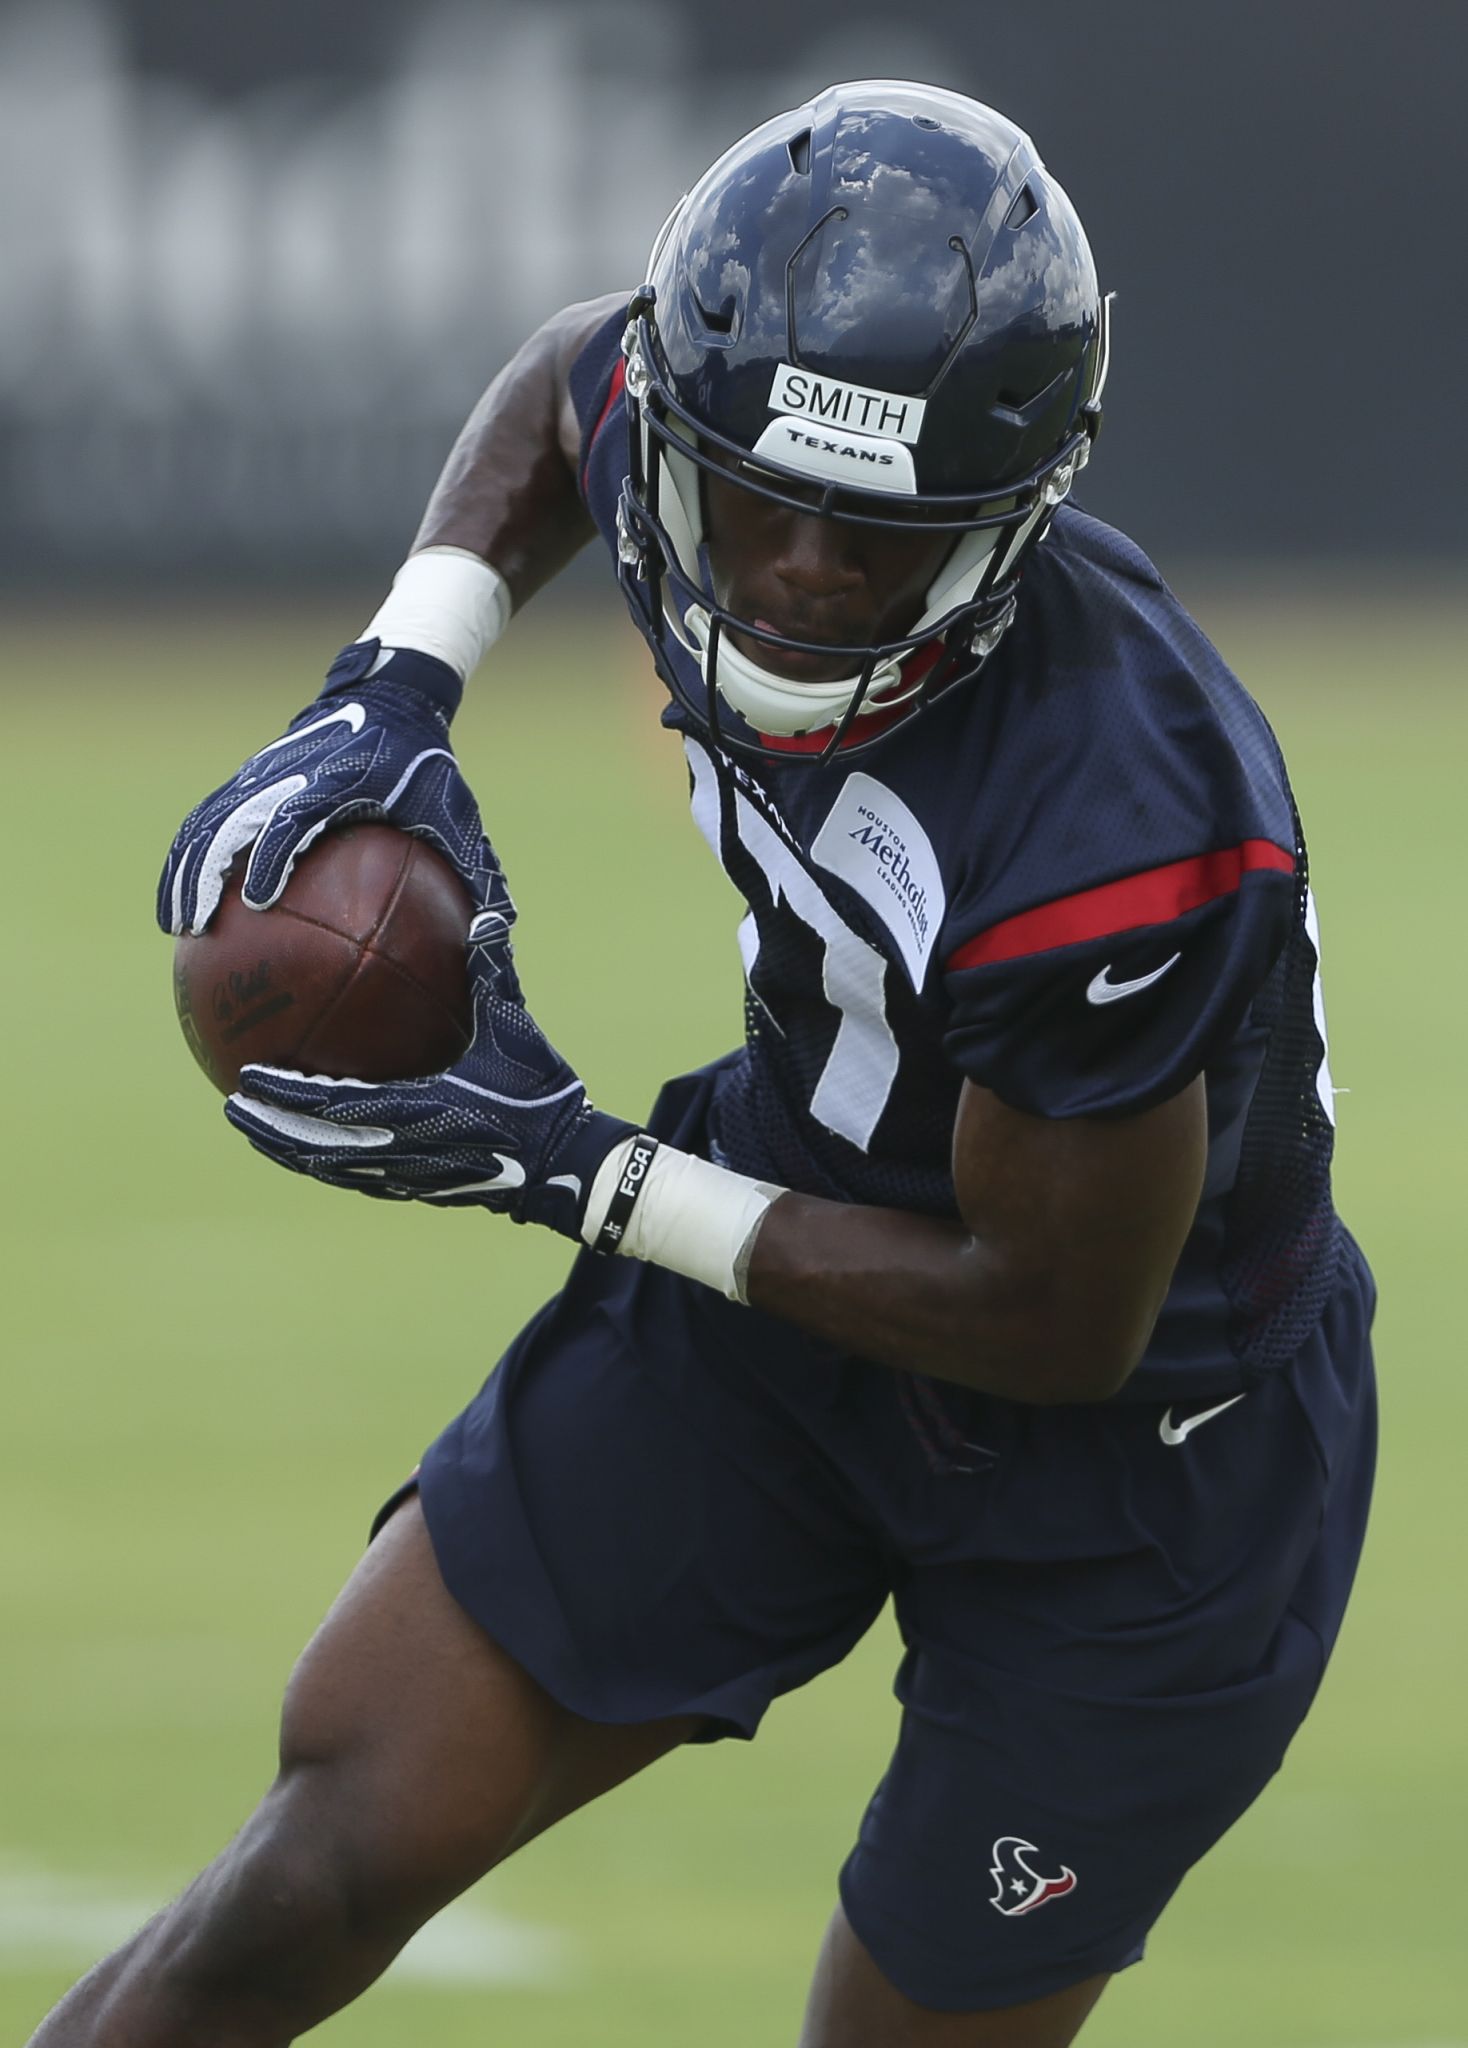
[616,80,1111,761]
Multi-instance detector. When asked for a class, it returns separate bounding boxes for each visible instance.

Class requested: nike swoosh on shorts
[1158,1393,1247,1446]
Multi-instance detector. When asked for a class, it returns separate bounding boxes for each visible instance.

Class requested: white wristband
[580,1138,785,1304]
[360,546,511,683]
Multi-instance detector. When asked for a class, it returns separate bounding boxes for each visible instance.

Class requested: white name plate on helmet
[769,363,928,446]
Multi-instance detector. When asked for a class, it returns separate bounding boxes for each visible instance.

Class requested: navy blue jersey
[571,308,1343,1397]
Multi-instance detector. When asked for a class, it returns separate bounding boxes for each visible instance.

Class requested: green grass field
[2,592,1464,2045]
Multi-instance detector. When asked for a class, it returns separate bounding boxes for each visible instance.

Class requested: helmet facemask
[616,300,1105,763]
[610,85,1112,762]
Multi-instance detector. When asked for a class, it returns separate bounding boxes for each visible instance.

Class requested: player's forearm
[745,1193,1149,1404]
[413,294,623,609]
[579,1135,1158,1402]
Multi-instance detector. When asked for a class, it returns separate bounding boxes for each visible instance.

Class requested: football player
[34,82,1375,2048]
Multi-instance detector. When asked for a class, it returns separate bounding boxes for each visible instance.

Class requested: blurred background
[4,0,1466,586]
[3,2,1464,2043]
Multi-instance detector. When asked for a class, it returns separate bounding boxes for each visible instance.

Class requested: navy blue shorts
[375,1067,1377,2012]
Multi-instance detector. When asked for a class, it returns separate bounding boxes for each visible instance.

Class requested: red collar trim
[757,642,944,755]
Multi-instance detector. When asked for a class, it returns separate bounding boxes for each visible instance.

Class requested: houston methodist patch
[988,1837,1079,1917]
[811,773,945,989]
[769,362,928,445]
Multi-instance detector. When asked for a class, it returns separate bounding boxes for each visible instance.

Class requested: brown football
[173,823,474,1095]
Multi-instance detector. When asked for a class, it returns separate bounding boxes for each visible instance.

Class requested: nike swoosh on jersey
[1158,1393,1247,1446]
[1086,951,1182,1005]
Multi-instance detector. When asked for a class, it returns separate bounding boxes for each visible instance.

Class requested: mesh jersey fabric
[572,305,1344,1395]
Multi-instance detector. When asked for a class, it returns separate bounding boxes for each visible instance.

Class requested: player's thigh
[273,1493,700,1920]
[801,1908,1108,2048]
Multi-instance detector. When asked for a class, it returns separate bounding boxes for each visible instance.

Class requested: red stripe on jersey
[581,357,627,495]
[946,839,1294,971]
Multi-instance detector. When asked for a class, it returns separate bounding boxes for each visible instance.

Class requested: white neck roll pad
[361,546,512,683]
[684,607,912,736]
[656,435,1015,739]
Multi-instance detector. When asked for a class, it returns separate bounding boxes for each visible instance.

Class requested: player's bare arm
[749,1075,1207,1403]
[152,309,620,944]
[412,290,625,601]
[154,293,626,941]
[219,286,1206,1410]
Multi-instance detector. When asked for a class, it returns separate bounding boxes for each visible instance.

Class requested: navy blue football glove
[158,640,499,935]
[223,908,634,1241]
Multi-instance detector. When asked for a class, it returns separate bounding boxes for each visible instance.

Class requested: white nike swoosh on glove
[251,703,366,756]
[419,1158,526,1199]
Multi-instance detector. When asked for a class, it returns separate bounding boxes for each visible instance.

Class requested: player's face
[702,467,954,685]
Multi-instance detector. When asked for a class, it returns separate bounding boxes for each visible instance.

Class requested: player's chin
[724,624,857,684]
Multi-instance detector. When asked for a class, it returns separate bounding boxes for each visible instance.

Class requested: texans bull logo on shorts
[988,1836,1078,1916]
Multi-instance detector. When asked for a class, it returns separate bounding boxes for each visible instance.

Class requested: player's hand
[222,909,634,1240]
[158,640,498,935]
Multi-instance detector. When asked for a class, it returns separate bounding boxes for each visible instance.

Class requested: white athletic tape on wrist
[581,1138,784,1304]
[360,547,511,682]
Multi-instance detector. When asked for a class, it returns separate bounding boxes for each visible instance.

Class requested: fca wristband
[580,1134,786,1304]
[590,1133,661,1256]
